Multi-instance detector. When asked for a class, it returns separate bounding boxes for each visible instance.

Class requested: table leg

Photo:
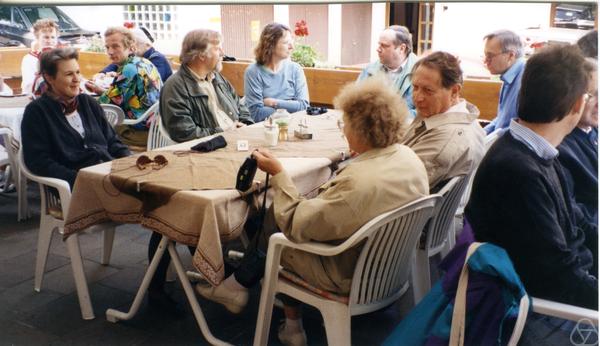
[65,233,95,320]
[106,235,232,346]
[106,234,168,323]
[168,241,232,346]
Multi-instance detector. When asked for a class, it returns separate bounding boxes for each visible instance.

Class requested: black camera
[236,155,257,192]
[306,106,328,115]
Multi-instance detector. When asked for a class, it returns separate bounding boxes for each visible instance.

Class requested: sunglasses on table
[136,154,168,170]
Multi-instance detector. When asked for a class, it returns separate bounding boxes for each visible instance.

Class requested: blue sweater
[558,127,598,224]
[244,60,309,122]
[101,47,173,83]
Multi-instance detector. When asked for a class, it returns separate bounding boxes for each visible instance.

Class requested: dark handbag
[191,135,227,152]
[236,155,258,192]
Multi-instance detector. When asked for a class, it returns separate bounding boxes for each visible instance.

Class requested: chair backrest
[100,104,125,128]
[348,194,440,314]
[425,175,469,254]
[457,129,504,215]
[0,128,17,170]
[147,112,175,150]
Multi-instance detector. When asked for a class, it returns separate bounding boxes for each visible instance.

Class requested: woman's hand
[253,148,283,176]
[263,98,278,108]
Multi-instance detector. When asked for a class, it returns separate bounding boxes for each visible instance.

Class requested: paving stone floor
[0,183,416,345]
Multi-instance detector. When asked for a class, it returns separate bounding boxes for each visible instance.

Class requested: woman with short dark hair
[244,23,309,122]
[21,48,130,188]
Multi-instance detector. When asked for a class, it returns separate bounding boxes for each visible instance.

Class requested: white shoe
[278,323,307,346]
[195,282,248,314]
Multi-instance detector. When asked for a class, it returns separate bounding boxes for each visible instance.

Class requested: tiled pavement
[0,183,416,345]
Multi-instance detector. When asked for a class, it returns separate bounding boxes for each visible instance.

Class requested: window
[552,3,596,30]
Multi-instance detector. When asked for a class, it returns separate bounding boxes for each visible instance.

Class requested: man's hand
[235,121,247,128]
[84,81,105,95]
[253,148,283,176]
[263,98,278,108]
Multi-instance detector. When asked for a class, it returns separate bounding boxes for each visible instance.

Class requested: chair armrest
[531,297,599,325]
[122,102,159,126]
[269,233,355,257]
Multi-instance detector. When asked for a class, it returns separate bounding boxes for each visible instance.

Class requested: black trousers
[147,231,195,292]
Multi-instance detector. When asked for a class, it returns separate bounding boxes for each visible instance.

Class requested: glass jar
[272,109,291,141]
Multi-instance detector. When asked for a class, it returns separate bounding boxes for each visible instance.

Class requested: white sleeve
[21,54,39,95]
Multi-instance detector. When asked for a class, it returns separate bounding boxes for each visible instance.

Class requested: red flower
[294,20,309,37]
[123,22,135,29]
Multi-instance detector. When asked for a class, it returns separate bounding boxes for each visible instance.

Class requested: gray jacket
[160,64,253,142]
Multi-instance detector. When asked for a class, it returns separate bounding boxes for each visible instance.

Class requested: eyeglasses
[482,51,507,62]
[584,92,597,103]
[136,154,168,170]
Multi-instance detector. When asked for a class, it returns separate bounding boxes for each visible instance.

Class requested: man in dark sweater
[558,59,597,224]
[466,45,597,345]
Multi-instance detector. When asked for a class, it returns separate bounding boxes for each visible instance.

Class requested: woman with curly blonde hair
[244,23,309,122]
[196,76,428,345]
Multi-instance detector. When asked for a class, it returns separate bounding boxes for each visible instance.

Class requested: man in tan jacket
[196,77,429,345]
[401,51,485,190]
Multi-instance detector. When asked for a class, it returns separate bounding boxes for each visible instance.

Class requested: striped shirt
[509,119,558,160]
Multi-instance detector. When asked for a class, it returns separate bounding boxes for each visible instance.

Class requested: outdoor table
[63,110,348,344]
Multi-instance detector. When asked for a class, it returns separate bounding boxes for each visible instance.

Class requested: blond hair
[104,27,136,49]
[32,18,59,36]
[334,76,408,148]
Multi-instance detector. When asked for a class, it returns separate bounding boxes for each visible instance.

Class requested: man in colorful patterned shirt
[86,27,162,148]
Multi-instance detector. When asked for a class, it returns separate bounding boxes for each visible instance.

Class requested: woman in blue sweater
[244,23,309,122]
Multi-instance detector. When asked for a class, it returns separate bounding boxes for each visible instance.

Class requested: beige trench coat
[270,144,429,294]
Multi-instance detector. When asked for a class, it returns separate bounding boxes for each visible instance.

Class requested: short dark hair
[412,51,463,88]
[577,30,598,59]
[254,23,290,66]
[39,48,79,79]
[518,45,588,123]
[388,25,412,54]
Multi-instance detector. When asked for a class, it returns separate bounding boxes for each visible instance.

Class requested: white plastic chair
[530,298,598,324]
[122,101,159,126]
[147,112,175,150]
[510,297,599,344]
[18,149,117,319]
[412,175,469,303]
[253,195,441,346]
[455,129,503,223]
[100,104,125,128]
[0,128,29,221]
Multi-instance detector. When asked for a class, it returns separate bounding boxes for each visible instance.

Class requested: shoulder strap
[449,242,483,346]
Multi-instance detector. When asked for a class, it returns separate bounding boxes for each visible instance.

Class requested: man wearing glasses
[482,29,525,134]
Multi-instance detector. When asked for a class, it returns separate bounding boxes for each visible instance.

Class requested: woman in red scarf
[21,48,130,188]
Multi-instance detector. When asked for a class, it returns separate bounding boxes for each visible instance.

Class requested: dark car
[554,4,595,30]
[0,6,97,47]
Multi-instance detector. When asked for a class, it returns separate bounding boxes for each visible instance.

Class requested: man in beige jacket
[196,77,429,345]
[401,51,485,190]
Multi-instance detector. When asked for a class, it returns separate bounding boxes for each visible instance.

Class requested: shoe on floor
[195,281,248,314]
[147,289,185,319]
[278,323,307,346]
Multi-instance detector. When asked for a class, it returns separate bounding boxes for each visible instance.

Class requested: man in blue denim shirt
[482,30,525,135]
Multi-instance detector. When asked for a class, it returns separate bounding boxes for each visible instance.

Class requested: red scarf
[47,90,79,114]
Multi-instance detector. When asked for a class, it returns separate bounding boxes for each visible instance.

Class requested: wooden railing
[220,61,501,121]
[0,47,501,120]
